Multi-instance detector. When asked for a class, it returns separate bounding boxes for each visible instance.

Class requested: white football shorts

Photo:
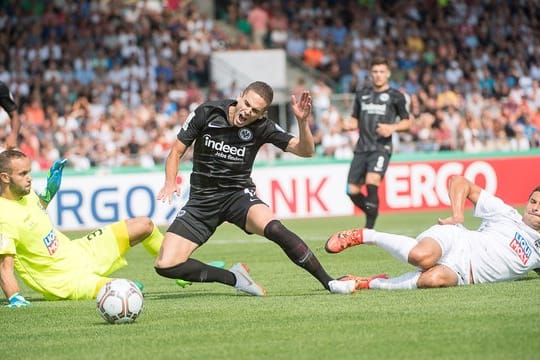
[416,224,473,285]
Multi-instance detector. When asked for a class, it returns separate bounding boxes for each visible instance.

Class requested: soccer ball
[96,278,144,324]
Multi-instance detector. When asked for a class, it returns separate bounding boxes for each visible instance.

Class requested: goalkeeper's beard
[9,179,32,198]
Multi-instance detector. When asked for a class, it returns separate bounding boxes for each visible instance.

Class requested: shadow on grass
[143,287,344,300]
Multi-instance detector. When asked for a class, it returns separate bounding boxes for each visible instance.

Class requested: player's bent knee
[154,256,182,269]
[126,216,154,234]
[138,216,154,234]
[417,267,458,288]
[263,219,285,238]
[154,261,188,279]
[408,247,439,269]
[346,183,362,195]
[264,220,303,249]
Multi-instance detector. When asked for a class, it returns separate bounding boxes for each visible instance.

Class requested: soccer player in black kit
[155,81,356,295]
[0,80,21,150]
[330,57,410,247]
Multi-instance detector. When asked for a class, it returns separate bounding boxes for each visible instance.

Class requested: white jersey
[470,190,540,283]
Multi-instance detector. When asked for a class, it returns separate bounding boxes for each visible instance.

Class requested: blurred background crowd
[0,0,539,170]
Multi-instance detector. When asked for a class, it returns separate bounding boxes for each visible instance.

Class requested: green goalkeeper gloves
[6,292,31,308]
[39,158,68,204]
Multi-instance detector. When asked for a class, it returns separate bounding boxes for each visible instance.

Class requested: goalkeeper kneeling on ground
[0,149,165,306]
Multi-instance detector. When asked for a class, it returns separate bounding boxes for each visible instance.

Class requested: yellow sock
[93,277,113,298]
[142,225,163,257]
[111,221,130,255]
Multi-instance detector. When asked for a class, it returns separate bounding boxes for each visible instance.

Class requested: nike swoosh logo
[238,272,253,286]
[208,122,226,128]
[362,95,370,99]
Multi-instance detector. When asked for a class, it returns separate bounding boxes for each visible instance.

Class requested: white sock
[369,271,421,290]
[363,229,417,263]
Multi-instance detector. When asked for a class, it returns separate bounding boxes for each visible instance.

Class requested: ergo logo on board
[384,161,497,208]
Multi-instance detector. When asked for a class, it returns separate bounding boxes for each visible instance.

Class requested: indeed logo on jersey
[203,134,246,161]
[509,232,531,265]
[43,229,59,255]
[362,102,387,115]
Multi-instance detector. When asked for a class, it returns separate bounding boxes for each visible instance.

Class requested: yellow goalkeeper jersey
[0,191,89,300]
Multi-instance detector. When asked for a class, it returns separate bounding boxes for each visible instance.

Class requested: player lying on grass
[155,81,356,296]
[326,175,540,290]
[0,150,165,307]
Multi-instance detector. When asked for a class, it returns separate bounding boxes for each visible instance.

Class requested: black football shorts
[347,150,391,185]
[166,187,267,245]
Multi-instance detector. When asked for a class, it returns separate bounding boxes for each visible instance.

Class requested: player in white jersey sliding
[325,175,540,290]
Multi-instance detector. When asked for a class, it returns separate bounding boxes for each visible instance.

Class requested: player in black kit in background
[155,81,356,296]
[344,57,410,230]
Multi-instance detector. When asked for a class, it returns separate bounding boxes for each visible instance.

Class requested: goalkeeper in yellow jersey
[0,149,164,307]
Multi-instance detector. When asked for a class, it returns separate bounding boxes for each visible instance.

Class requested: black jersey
[351,87,408,152]
[178,99,293,194]
[0,81,17,113]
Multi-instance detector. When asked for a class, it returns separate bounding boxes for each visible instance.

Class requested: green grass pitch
[3,211,540,359]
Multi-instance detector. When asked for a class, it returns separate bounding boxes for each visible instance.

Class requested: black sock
[155,258,235,286]
[264,220,333,289]
[347,192,367,212]
[365,184,379,229]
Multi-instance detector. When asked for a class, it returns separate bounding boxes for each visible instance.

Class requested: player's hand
[291,91,312,123]
[6,292,31,308]
[157,184,180,204]
[39,158,68,203]
[437,215,465,225]
[376,123,395,138]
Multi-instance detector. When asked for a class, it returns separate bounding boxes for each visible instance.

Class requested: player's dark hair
[0,149,27,174]
[243,81,273,106]
[370,56,390,69]
[529,186,540,199]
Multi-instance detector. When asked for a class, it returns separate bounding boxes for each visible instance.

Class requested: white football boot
[229,263,267,296]
[328,279,356,294]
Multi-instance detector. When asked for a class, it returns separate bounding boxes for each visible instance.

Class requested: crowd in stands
[0,0,539,171]
[222,0,540,156]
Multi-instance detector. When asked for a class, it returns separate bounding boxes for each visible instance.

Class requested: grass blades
[2,211,540,359]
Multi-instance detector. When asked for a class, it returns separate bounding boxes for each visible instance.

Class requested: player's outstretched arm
[5,109,21,150]
[0,254,30,308]
[158,139,188,204]
[438,175,482,225]
[38,158,68,207]
[286,91,315,157]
